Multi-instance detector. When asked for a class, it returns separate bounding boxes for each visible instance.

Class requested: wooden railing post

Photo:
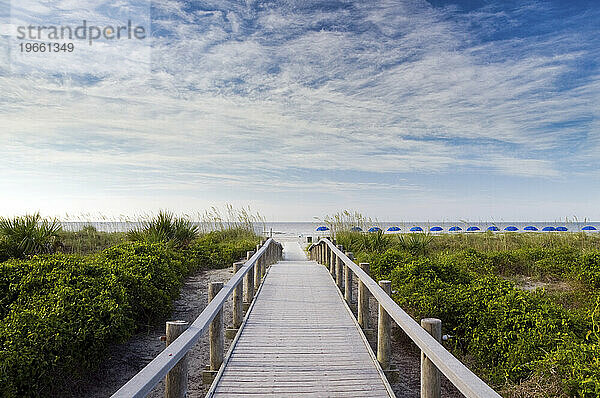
[329,247,335,276]
[377,280,392,370]
[254,260,262,289]
[421,318,442,398]
[165,321,189,398]
[255,244,262,284]
[336,247,343,290]
[245,251,255,306]
[232,262,244,328]
[320,243,324,264]
[209,282,224,370]
[268,243,273,265]
[344,252,354,306]
[358,263,370,329]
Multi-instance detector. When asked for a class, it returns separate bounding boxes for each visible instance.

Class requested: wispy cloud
[1,0,599,219]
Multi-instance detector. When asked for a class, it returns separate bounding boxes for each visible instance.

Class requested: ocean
[62,221,599,238]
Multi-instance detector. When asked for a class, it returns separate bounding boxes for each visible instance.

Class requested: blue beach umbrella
[368,227,382,232]
[316,226,329,231]
[466,226,480,232]
[387,226,401,232]
[350,226,363,232]
[504,226,518,231]
[410,226,423,232]
[542,226,556,232]
[524,226,538,231]
[555,226,568,231]
[449,226,462,232]
[430,226,443,232]
[582,226,598,231]
[487,226,500,231]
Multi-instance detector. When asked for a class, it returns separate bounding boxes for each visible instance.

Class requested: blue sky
[1,0,599,221]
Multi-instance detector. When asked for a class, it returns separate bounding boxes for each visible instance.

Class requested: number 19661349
[19,42,74,53]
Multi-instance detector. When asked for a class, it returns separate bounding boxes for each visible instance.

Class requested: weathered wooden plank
[208,242,394,397]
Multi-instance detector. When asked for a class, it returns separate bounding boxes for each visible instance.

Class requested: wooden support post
[319,243,324,264]
[165,321,189,398]
[377,280,392,370]
[329,250,335,276]
[209,282,224,372]
[244,251,254,307]
[421,318,442,398]
[336,251,343,290]
[267,244,273,265]
[316,244,320,263]
[344,252,354,306]
[254,256,261,289]
[358,263,370,329]
[232,262,243,329]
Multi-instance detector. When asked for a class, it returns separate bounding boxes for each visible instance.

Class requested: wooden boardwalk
[208,242,394,397]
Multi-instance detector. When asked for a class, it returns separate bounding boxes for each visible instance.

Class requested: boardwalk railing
[309,238,501,398]
[111,238,283,398]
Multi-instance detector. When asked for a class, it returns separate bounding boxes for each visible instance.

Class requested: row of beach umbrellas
[316,225,598,232]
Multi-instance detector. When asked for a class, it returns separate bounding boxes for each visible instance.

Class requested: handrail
[311,239,501,398]
[111,238,278,398]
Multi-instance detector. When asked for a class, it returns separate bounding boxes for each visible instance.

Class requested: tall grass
[0,214,62,259]
[198,204,265,237]
[320,210,378,236]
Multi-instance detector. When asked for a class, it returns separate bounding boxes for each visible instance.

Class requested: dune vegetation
[0,209,261,397]
[326,211,600,398]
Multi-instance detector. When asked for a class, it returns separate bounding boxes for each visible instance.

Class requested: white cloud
[1,0,599,218]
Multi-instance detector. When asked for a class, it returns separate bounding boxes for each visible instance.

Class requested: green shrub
[388,259,581,384]
[539,299,600,397]
[575,252,600,289]
[186,230,259,269]
[57,225,125,254]
[0,231,258,397]
[0,254,134,397]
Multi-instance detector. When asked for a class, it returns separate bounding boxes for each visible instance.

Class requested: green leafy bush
[388,257,581,383]
[57,225,125,254]
[336,232,600,394]
[0,253,134,397]
[0,231,258,397]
